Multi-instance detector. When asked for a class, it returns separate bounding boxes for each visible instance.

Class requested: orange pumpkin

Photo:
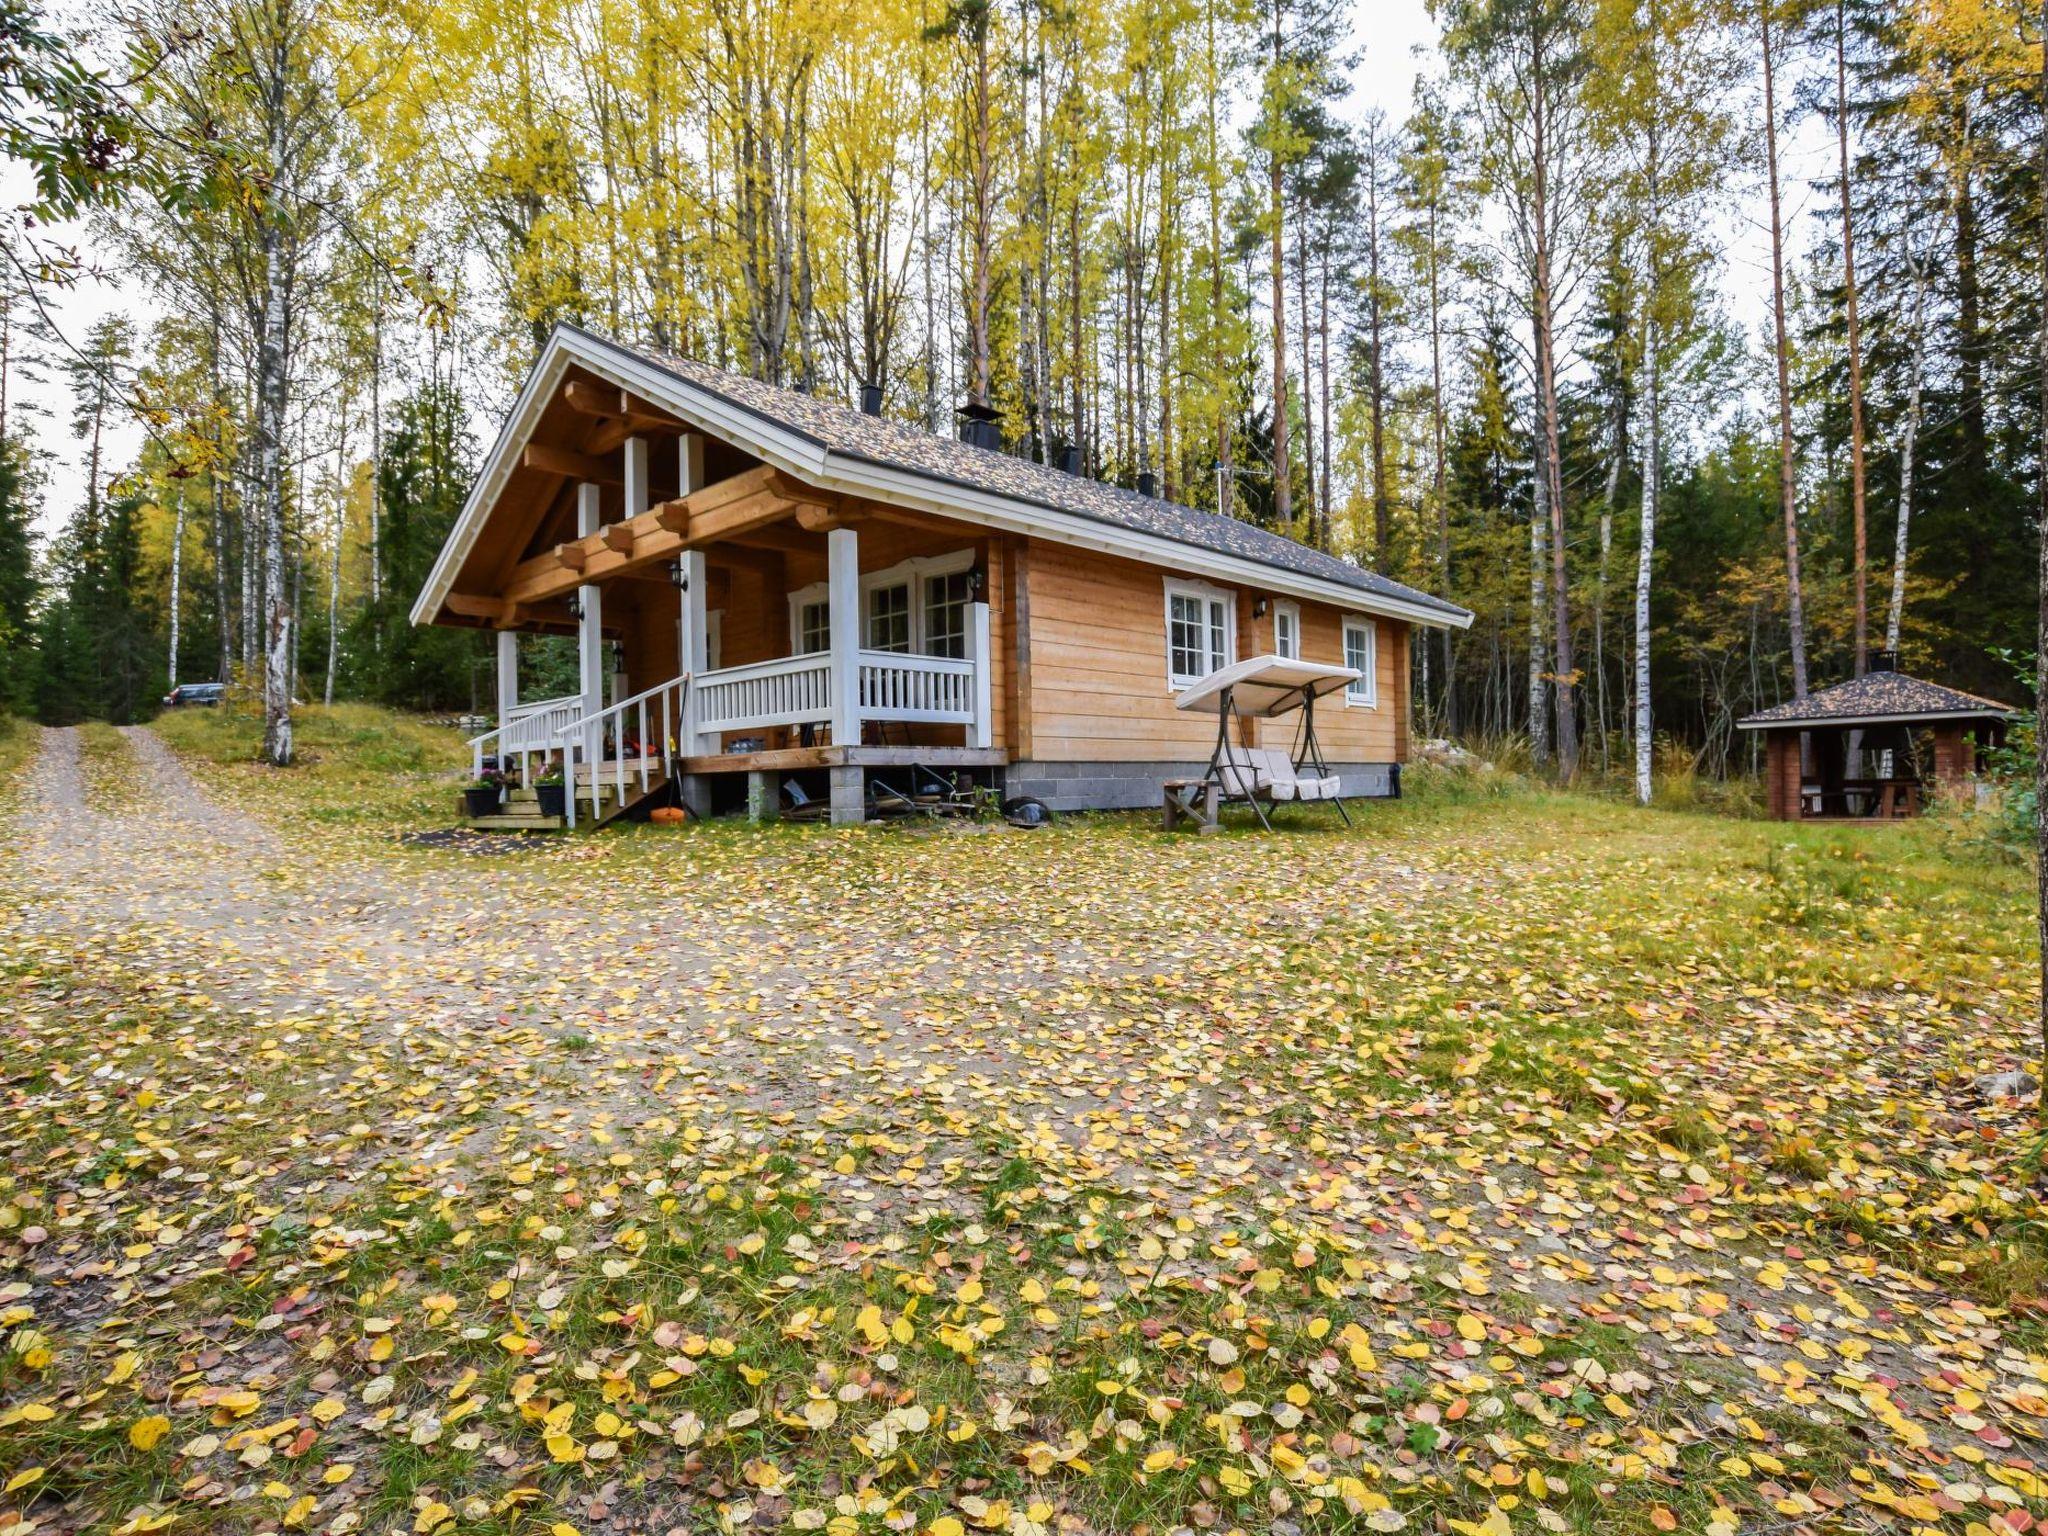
[649,806,687,825]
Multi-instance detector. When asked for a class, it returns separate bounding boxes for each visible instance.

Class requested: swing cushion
[1223,748,1341,802]
[1257,749,1342,801]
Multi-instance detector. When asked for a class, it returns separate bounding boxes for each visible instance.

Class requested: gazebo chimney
[1871,649,1899,674]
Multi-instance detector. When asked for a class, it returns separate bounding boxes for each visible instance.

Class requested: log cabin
[412,325,1474,825]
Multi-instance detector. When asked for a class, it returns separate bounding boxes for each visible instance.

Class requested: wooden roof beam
[443,592,576,630]
[499,465,799,607]
[563,380,673,428]
[525,442,620,484]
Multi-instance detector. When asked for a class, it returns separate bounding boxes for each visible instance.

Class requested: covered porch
[450,372,1001,826]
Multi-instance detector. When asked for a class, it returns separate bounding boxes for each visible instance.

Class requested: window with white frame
[1343,616,1378,704]
[924,570,974,658]
[796,598,831,655]
[789,549,977,659]
[1272,601,1300,660]
[1165,579,1234,687]
[867,582,912,651]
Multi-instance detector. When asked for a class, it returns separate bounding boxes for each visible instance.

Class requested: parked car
[163,682,227,708]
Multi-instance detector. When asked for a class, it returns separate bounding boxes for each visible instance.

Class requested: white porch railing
[689,649,981,741]
[468,692,582,781]
[857,651,975,723]
[696,653,834,735]
[557,674,692,828]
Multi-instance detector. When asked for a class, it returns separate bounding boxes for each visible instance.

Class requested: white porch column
[966,600,993,750]
[675,432,708,754]
[495,629,518,733]
[827,527,861,747]
[576,482,604,772]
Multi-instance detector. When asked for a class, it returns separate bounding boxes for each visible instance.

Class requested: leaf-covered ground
[2,712,2043,1536]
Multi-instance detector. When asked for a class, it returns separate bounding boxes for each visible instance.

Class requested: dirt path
[6,728,1206,1130]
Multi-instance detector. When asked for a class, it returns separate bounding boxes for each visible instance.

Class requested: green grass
[152,699,472,837]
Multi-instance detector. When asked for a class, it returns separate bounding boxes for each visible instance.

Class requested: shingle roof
[579,331,1470,623]
[1737,670,2019,727]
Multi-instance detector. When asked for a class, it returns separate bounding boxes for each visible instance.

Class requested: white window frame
[1164,576,1237,690]
[1271,600,1301,660]
[787,548,977,657]
[1343,615,1378,707]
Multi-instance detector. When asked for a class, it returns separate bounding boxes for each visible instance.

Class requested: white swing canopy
[1172,654,1360,717]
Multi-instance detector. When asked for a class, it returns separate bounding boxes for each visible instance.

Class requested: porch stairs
[467,784,567,832]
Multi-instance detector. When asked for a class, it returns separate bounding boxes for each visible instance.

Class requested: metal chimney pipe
[859,382,884,416]
[1058,444,1082,476]
[1137,470,1158,498]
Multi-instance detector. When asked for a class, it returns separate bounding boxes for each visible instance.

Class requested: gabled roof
[1736,670,2019,729]
[411,325,1474,630]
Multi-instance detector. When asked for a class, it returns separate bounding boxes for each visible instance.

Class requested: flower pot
[464,785,501,819]
[535,783,567,819]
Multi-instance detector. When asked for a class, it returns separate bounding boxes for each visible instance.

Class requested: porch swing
[1166,655,1361,831]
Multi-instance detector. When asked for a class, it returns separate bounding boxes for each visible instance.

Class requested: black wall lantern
[565,592,584,621]
[968,564,987,599]
[670,558,689,592]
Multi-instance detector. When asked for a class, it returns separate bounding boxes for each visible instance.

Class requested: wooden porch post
[828,527,861,746]
[576,482,604,772]
[966,600,993,749]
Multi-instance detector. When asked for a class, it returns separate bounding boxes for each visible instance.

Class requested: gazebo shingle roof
[614,340,1472,623]
[1737,670,2018,728]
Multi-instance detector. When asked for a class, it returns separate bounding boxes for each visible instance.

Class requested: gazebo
[1736,652,2018,821]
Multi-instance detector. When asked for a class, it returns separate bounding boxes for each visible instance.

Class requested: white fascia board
[1735,708,2016,730]
[416,330,1475,633]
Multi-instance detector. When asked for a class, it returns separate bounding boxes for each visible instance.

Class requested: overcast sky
[9,0,1825,542]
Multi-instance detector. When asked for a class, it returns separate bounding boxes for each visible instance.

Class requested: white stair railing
[468,693,583,783]
[555,674,692,828]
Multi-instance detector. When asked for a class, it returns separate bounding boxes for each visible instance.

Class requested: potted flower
[463,772,503,819]
[534,766,567,819]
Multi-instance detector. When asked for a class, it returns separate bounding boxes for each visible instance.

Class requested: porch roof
[411,325,1475,632]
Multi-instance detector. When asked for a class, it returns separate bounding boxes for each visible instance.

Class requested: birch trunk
[1635,317,1659,806]
[258,93,294,767]
[167,483,185,690]
[1886,254,1927,652]
[1835,0,1870,672]
[1530,16,1576,778]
